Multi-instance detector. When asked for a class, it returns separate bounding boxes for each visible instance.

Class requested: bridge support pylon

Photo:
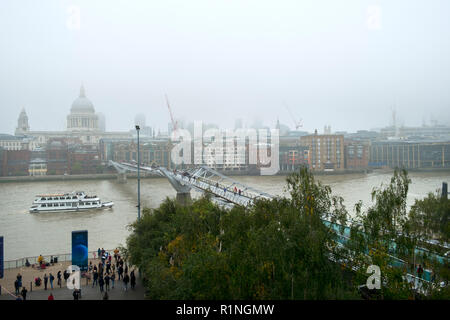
[176,192,191,206]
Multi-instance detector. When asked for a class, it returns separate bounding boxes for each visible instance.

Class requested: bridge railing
[3,249,114,270]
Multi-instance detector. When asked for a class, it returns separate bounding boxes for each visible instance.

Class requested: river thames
[1,170,449,260]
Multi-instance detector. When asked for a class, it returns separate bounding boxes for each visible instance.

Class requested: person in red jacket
[48,293,54,300]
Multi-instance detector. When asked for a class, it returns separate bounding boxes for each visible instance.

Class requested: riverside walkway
[0,254,145,300]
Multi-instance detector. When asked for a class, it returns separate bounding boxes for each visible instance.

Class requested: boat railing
[3,249,115,270]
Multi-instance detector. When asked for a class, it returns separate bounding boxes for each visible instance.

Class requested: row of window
[41,201,99,207]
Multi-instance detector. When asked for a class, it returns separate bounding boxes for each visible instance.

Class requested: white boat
[29,191,114,213]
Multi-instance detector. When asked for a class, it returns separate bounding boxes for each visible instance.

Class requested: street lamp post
[136,125,141,221]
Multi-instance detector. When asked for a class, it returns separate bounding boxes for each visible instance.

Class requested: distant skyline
[1,0,449,134]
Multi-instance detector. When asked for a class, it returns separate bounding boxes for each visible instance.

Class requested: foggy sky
[1,0,449,134]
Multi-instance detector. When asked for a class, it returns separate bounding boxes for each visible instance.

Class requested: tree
[126,167,358,299]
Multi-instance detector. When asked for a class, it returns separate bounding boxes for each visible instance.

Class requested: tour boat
[29,191,114,213]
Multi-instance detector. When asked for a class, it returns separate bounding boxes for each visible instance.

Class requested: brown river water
[1,170,449,260]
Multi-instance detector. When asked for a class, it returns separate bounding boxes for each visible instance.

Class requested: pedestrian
[106,261,111,274]
[112,264,116,274]
[89,261,93,272]
[93,251,96,260]
[123,272,130,291]
[17,273,22,288]
[97,248,101,258]
[124,264,128,275]
[118,265,123,280]
[44,273,48,290]
[93,270,98,287]
[21,287,28,300]
[99,276,105,293]
[63,270,69,283]
[14,279,20,295]
[48,293,54,300]
[111,272,115,289]
[104,273,110,291]
[130,270,136,289]
[56,270,61,288]
[49,273,54,289]
[418,264,424,279]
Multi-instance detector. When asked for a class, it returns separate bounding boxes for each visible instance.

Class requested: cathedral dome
[71,85,95,114]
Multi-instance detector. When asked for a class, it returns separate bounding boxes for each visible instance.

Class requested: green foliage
[126,167,450,300]
[126,167,358,299]
[349,169,449,299]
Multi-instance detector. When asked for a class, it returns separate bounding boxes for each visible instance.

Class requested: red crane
[165,94,178,132]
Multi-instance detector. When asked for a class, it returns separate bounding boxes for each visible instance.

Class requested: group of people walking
[87,248,137,299]
[11,248,137,300]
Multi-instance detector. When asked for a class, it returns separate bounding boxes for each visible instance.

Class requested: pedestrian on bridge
[417,265,424,279]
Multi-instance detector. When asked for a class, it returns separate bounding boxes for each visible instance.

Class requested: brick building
[100,138,173,169]
[1,149,31,176]
[344,140,369,169]
[300,133,344,171]
[46,139,68,175]
[68,144,101,174]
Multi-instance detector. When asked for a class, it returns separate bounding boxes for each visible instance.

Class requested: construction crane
[165,94,178,132]
[283,101,303,130]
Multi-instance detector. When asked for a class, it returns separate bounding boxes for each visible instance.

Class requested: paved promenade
[0,257,146,300]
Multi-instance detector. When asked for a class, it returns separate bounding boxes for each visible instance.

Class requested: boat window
[48,204,53,207]
[41,197,45,200]
[72,196,77,199]
[41,204,46,207]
